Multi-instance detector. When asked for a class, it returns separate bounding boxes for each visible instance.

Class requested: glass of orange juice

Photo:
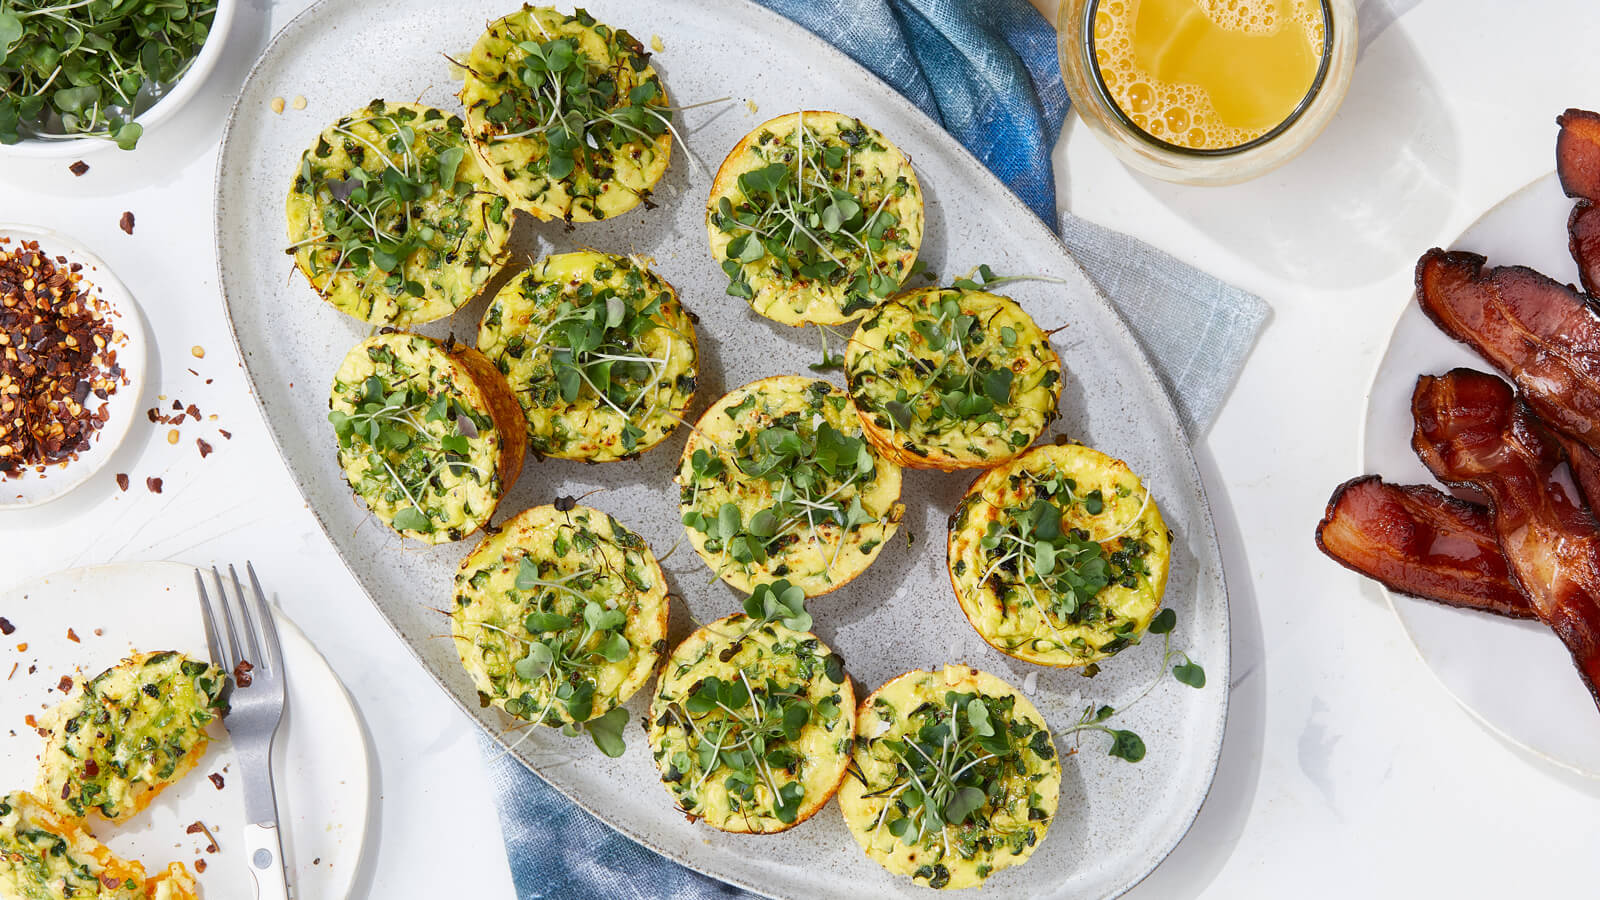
[1058,0,1357,184]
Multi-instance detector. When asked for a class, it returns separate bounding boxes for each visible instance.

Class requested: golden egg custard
[647,583,854,834]
[460,6,673,222]
[329,333,527,543]
[285,100,511,326]
[676,376,904,596]
[847,287,1062,471]
[0,791,198,900]
[838,665,1060,890]
[477,250,698,461]
[35,651,226,824]
[453,504,668,731]
[948,443,1170,667]
[708,111,923,326]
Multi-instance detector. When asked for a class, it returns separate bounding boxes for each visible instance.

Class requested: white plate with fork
[0,561,372,898]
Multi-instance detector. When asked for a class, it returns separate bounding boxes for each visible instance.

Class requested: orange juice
[1092,0,1326,150]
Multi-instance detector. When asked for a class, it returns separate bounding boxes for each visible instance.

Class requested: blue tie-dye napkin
[481,1,1268,897]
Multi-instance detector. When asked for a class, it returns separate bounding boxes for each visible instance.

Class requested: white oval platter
[212,1,1231,897]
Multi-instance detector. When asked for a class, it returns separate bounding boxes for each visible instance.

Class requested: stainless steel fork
[196,563,291,900]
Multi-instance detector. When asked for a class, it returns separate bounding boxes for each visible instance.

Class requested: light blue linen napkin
[480,1,1269,897]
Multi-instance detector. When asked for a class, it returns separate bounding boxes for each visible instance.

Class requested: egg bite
[947,443,1170,667]
[328,332,527,543]
[477,250,698,461]
[707,111,923,326]
[285,100,511,326]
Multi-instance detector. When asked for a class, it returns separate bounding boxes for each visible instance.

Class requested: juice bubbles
[1092,0,1326,150]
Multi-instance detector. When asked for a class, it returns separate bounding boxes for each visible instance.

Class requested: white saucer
[0,224,148,508]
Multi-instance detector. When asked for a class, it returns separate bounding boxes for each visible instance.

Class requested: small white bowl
[0,224,148,508]
[0,0,237,158]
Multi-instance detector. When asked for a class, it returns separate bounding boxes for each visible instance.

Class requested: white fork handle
[242,822,292,900]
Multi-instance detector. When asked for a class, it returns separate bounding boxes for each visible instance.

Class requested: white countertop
[3,0,1598,897]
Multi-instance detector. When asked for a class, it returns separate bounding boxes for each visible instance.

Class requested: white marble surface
[1,0,1597,897]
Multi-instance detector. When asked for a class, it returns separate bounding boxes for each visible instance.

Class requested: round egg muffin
[676,376,904,596]
[947,443,1170,667]
[328,333,527,543]
[838,665,1060,890]
[846,287,1062,471]
[647,585,855,833]
[285,100,511,326]
[460,6,672,222]
[707,111,923,326]
[452,504,669,729]
[477,250,698,461]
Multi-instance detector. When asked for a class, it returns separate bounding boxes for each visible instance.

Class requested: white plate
[1362,171,1600,776]
[213,2,1231,897]
[0,0,238,158]
[0,224,147,509]
[0,561,372,897]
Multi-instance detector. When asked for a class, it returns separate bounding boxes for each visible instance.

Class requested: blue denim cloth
[483,2,1270,898]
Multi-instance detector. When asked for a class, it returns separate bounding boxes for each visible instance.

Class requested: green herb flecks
[1059,608,1205,762]
[0,0,216,148]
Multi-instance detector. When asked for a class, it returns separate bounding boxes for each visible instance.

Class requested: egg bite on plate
[947,442,1170,667]
[676,375,904,596]
[452,504,669,729]
[460,6,673,222]
[846,286,1062,471]
[477,250,698,461]
[0,791,198,900]
[285,100,511,326]
[838,665,1060,890]
[707,111,923,326]
[328,332,527,543]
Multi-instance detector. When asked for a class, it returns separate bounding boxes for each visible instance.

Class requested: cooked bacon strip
[1552,425,1600,510]
[1412,368,1600,708]
[1316,475,1533,619]
[1415,249,1600,455]
[1569,200,1600,297]
[1557,108,1600,201]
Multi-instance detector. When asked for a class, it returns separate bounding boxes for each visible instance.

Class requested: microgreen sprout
[1058,608,1205,762]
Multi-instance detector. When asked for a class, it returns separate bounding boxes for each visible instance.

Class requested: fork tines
[195,563,284,691]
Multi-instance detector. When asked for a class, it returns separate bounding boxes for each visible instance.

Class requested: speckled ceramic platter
[213,1,1230,897]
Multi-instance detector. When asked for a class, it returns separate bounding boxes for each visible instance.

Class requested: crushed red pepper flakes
[194,860,207,873]
[197,438,212,458]
[68,161,88,177]
[218,429,231,440]
[118,212,134,235]
[232,660,253,687]
[0,617,11,635]
[56,675,71,692]
[66,628,78,643]
[207,772,224,789]
[0,240,125,476]
[146,476,162,493]
[115,472,128,491]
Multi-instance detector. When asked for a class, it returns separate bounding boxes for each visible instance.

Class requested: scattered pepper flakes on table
[68,161,88,177]
[115,473,128,491]
[197,438,212,458]
[118,212,134,234]
[145,476,162,493]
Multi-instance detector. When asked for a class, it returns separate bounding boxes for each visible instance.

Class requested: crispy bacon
[1553,426,1600,510]
[1316,475,1533,619]
[1557,108,1600,201]
[1569,199,1600,297]
[1411,368,1600,708]
[1415,249,1600,454]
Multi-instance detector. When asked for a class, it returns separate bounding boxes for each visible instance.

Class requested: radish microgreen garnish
[0,0,216,148]
[1060,608,1206,762]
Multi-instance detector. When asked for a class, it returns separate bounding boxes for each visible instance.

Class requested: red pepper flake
[186,403,199,421]
[146,476,162,493]
[194,859,207,873]
[66,628,79,643]
[57,675,72,692]
[84,759,98,777]
[232,660,253,687]
[0,617,12,636]
[0,241,124,476]
[207,772,224,789]
[218,429,232,440]
[115,473,128,491]
[93,628,102,636]
[5,662,14,680]
[312,857,321,865]
[68,161,89,177]
[118,212,135,235]
[100,874,119,889]
[197,438,212,458]
[23,714,35,728]
[171,400,183,411]
[184,822,205,835]
[187,368,198,376]
[146,407,159,424]
[60,782,70,800]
